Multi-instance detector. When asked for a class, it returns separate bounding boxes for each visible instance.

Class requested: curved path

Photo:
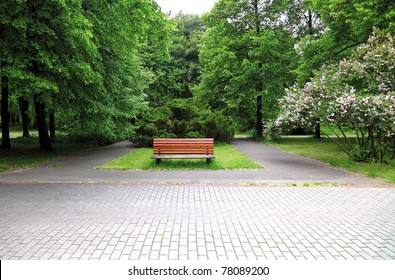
[0,139,394,261]
[0,139,387,186]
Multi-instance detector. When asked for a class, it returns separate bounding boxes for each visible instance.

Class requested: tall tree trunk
[33,117,38,129]
[315,123,321,139]
[392,136,395,160]
[19,97,30,137]
[34,94,52,151]
[253,0,263,138]
[1,66,11,149]
[307,10,313,35]
[11,111,17,125]
[308,10,320,139]
[256,95,263,137]
[49,110,55,142]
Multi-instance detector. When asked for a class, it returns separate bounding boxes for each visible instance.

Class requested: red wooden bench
[151,138,215,164]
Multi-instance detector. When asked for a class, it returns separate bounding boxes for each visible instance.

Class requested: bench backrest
[153,138,214,155]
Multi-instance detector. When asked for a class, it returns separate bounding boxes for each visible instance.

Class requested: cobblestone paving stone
[0,183,394,260]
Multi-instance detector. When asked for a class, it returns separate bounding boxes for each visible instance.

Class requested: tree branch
[334,41,364,56]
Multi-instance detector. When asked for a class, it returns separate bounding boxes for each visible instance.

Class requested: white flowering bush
[277,29,395,162]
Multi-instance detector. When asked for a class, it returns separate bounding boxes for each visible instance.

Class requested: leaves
[1,0,171,147]
[196,0,298,129]
[277,30,395,162]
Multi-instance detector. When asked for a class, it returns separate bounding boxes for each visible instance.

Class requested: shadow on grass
[0,135,92,172]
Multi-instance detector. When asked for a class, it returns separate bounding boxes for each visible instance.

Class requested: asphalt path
[0,138,388,186]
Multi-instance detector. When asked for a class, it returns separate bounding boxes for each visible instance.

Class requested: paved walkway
[0,139,387,185]
[0,139,394,260]
[0,183,394,260]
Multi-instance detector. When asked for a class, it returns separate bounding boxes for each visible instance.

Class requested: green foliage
[195,0,298,130]
[131,13,236,147]
[277,29,395,163]
[3,0,394,156]
[145,13,204,102]
[69,122,132,146]
[310,0,395,42]
[132,99,235,146]
[132,106,176,147]
[204,111,235,142]
[1,0,171,149]
[295,0,395,83]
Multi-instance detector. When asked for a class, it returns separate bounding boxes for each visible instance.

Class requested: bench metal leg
[156,159,161,165]
[206,158,212,165]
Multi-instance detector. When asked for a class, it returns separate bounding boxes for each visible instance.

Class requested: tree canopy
[1,0,394,164]
[195,0,298,133]
[1,0,171,149]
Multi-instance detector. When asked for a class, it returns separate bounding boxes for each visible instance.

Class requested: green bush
[185,131,205,138]
[204,111,235,142]
[132,99,235,146]
[70,129,116,146]
[69,121,131,146]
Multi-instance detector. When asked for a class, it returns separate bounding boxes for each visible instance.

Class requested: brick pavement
[0,183,394,260]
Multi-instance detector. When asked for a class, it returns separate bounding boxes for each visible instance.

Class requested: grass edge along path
[97,142,263,170]
[268,137,395,184]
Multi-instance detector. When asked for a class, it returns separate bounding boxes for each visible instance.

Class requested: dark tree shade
[19,98,30,137]
[1,68,11,149]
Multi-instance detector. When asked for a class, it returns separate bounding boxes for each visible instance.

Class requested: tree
[0,0,101,151]
[144,13,204,103]
[18,97,30,137]
[295,0,395,84]
[0,0,26,149]
[133,13,234,145]
[196,0,298,135]
[287,0,395,138]
[68,0,171,145]
[1,62,10,149]
[277,29,395,163]
[1,0,171,149]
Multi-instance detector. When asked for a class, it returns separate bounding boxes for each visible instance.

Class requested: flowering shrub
[276,29,395,162]
[327,93,395,161]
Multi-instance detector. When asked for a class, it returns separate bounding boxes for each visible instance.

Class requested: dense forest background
[1,0,394,152]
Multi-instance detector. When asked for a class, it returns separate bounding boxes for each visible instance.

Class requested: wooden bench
[151,138,215,164]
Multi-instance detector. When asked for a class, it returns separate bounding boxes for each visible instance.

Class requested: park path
[0,138,388,186]
[0,139,394,261]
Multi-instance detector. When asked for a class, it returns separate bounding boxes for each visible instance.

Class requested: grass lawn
[269,136,395,184]
[0,134,91,172]
[97,142,263,170]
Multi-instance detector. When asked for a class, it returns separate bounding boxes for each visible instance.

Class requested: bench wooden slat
[154,138,213,142]
[153,143,213,147]
[153,149,214,154]
[153,150,214,154]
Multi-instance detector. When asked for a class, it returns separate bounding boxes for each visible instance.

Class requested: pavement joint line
[0,181,393,188]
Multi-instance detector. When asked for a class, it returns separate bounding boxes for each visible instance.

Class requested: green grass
[320,125,355,137]
[0,133,91,172]
[98,142,263,170]
[269,137,395,184]
[235,130,254,138]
